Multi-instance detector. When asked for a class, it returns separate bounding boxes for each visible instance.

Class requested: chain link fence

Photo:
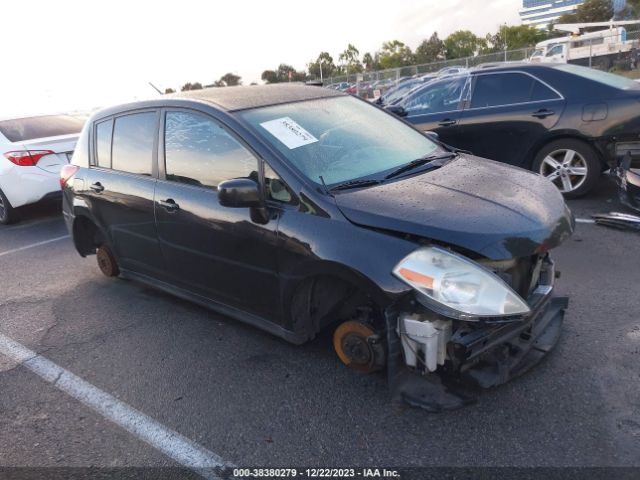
[323,28,640,99]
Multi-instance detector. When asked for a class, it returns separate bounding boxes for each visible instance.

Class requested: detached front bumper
[614,153,640,212]
[385,293,568,412]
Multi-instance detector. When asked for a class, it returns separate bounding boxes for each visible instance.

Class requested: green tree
[362,52,378,71]
[261,70,278,83]
[377,40,415,69]
[415,32,446,64]
[444,30,485,59]
[164,88,176,94]
[557,0,614,23]
[219,73,242,86]
[261,64,307,83]
[180,82,203,91]
[485,25,548,52]
[338,44,363,73]
[308,52,336,79]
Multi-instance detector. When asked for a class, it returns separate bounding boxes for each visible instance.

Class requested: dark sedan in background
[388,63,640,197]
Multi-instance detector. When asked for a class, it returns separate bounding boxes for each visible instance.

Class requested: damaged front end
[386,252,568,412]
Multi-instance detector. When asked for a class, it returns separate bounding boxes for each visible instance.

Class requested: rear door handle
[531,109,555,119]
[438,119,457,127]
[158,198,180,212]
[89,182,104,193]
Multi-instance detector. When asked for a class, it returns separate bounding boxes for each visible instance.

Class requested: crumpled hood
[334,155,574,260]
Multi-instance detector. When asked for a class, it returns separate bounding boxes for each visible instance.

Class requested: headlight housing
[393,246,530,320]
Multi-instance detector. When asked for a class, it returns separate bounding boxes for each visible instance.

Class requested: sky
[0,0,520,117]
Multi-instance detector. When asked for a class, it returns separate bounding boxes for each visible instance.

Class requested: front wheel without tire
[96,245,120,277]
[0,188,17,225]
[533,139,601,198]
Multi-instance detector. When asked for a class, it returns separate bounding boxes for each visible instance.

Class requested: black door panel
[154,182,281,318]
[456,100,564,167]
[405,110,462,147]
[86,170,165,277]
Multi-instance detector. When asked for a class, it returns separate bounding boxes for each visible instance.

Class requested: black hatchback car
[62,84,573,410]
[388,63,640,197]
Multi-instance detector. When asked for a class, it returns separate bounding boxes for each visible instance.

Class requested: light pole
[502,23,508,62]
[319,57,323,83]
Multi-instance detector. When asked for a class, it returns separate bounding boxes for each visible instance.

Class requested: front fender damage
[385,295,569,412]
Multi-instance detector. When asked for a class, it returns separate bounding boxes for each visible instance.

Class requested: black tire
[96,245,120,277]
[0,188,17,225]
[532,139,601,199]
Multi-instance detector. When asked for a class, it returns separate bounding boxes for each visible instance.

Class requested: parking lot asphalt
[0,175,639,472]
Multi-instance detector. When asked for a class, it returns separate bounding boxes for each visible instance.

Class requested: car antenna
[319,175,332,196]
[148,82,163,95]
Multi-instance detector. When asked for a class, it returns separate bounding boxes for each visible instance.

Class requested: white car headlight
[393,246,530,320]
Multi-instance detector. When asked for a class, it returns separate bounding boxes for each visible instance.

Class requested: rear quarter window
[0,115,84,143]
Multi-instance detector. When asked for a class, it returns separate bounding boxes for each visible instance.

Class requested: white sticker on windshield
[260,117,318,149]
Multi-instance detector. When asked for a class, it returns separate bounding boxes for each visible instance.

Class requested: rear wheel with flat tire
[0,188,17,225]
[96,245,120,277]
[533,139,601,199]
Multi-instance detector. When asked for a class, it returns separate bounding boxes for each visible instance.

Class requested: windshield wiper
[384,152,457,180]
[329,179,382,192]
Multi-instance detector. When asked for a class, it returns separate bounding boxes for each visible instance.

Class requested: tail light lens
[60,164,80,189]
[4,150,54,166]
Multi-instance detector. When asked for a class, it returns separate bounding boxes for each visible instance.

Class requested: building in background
[520,0,626,30]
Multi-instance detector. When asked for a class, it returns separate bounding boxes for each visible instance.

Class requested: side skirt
[119,268,307,345]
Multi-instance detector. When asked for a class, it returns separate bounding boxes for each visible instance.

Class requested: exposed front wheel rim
[539,148,588,193]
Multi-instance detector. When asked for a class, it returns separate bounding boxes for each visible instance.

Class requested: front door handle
[438,119,457,127]
[158,198,180,212]
[89,182,104,193]
[532,109,555,119]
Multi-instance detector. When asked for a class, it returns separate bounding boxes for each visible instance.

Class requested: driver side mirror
[218,178,261,208]
[386,105,408,117]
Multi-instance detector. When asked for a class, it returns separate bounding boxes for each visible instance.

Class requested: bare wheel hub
[333,320,385,373]
[96,245,120,277]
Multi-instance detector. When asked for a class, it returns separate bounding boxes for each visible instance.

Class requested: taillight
[4,150,54,166]
[60,164,80,189]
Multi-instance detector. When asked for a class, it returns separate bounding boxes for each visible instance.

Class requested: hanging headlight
[393,247,530,320]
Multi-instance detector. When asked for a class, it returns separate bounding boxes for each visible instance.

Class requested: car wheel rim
[539,149,588,193]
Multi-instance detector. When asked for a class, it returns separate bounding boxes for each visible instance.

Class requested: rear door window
[111,112,157,176]
[470,72,559,108]
[470,73,533,108]
[164,111,257,189]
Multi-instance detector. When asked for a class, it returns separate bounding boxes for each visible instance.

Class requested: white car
[0,114,84,224]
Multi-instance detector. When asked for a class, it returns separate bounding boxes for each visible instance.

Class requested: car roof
[171,83,344,112]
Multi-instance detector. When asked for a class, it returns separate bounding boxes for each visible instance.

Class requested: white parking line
[1,216,62,232]
[0,334,231,479]
[0,235,70,258]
